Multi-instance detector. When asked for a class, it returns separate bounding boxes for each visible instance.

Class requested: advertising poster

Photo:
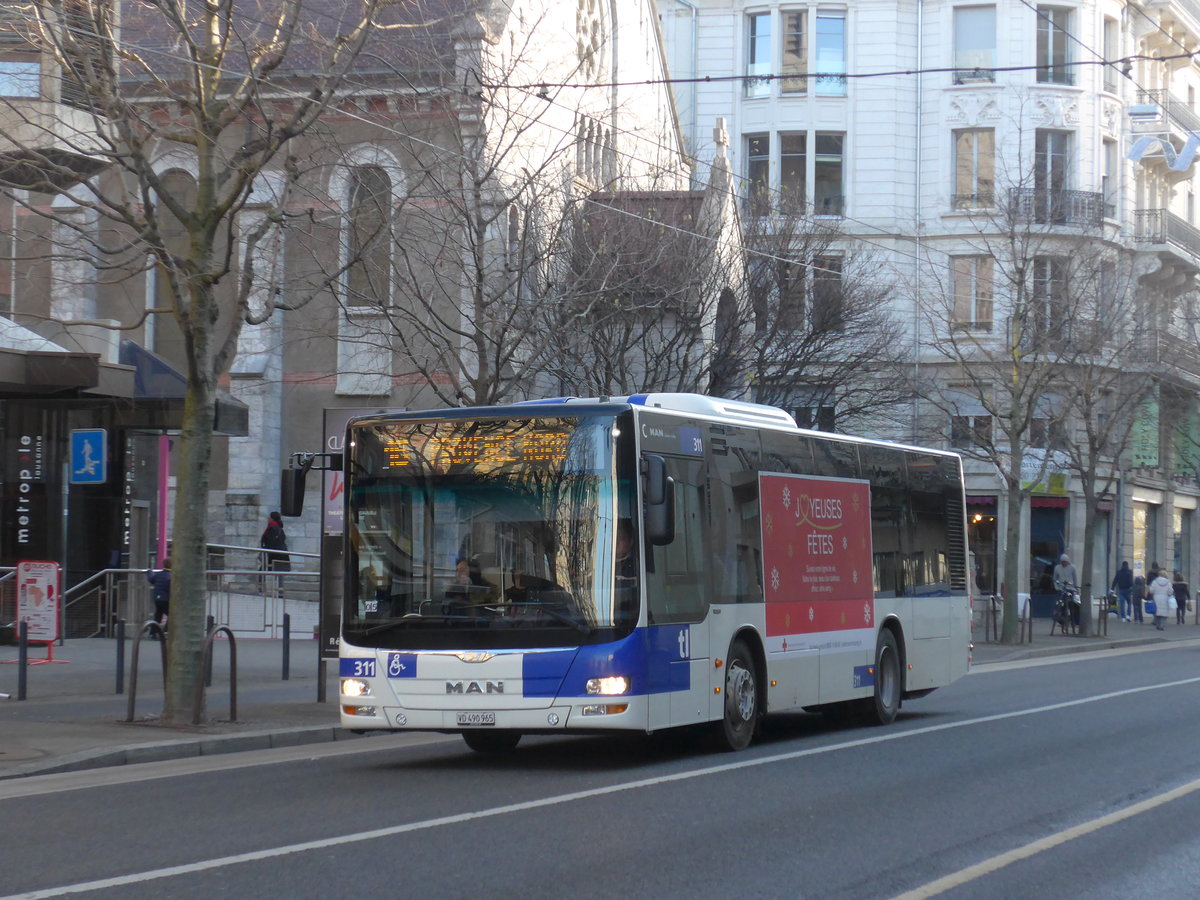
[16,560,61,642]
[760,473,873,652]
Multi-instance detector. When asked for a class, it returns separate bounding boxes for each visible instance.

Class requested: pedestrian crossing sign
[70,428,107,484]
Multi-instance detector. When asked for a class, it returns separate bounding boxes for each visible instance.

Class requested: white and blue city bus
[337,393,971,752]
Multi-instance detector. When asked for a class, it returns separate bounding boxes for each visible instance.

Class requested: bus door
[643,452,711,730]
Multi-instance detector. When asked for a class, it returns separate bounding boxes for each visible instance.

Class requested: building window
[951,415,993,448]
[777,257,806,330]
[812,255,843,330]
[0,59,39,97]
[1030,416,1066,450]
[1102,138,1118,217]
[345,165,392,308]
[1030,256,1068,343]
[1102,17,1118,92]
[954,6,996,83]
[745,130,845,216]
[953,256,994,331]
[814,132,843,216]
[1036,7,1072,85]
[781,11,806,94]
[796,403,837,431]
[780,133,805,211]
[953,128,994,208]
[814,12,846,96]
[746,12,772,98]
[746,133,771,215]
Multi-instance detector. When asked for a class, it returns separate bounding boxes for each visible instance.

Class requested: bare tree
[0,0,381,721]
[911,164,1146,641]
[740,213,907,433]
[293,7,691,408]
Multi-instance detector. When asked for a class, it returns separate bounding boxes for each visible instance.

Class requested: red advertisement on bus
[760,472,874,640]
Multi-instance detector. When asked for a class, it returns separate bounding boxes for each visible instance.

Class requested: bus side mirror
[280,467,307,517]
[643,455,675,546]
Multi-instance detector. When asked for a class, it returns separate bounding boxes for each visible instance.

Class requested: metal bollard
[115,618,125,695]
[282,612,290,681]
[17,620,28,701]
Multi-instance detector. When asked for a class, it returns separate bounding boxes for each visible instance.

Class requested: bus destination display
[381,424,572,470]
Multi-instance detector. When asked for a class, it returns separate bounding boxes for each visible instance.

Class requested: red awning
[1031,496,1070,508]
[966,495,997,505]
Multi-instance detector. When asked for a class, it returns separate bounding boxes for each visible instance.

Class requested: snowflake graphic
[863,602,871,622]
[765,513,773,535]
[771,568,780,591]
[852,569,859,584]
[782,486,792,509]
[841,536,848,550]
[808,607,815,621]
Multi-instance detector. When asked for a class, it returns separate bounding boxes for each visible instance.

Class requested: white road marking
[893,776,1200,898]
[4,674,1200,899]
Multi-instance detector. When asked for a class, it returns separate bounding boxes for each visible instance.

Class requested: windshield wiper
[508,601,593,635]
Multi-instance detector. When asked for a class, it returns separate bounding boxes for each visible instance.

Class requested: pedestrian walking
[1112,560,1134,622]
[145,557,171,637]
[1173,571,1191,626]
[1147,566,1174,631]
[1132,572,1146,623]
[260,511,291,578]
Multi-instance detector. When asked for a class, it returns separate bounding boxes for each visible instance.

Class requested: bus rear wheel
[718,639,759,751]
[862,629,901,726]
[462,730,521,753]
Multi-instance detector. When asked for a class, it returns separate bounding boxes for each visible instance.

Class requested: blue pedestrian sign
[69,428,107,484]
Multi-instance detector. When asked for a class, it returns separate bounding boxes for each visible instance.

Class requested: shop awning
[118,341,249,436]
[0,319,133,397]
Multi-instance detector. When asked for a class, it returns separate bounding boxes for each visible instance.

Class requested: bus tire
[864,629,901,726]
[719,639,759,751]
[462,730,521,753]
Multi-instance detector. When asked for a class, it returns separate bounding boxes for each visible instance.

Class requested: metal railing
[1134,88,1200,135]
[1009,187,1105,227]
[1133,208,1200,259]
[60,542,320,640]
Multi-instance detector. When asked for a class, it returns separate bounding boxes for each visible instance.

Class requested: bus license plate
[457,712,496,726]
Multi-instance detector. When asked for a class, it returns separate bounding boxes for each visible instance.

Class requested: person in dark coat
[1111,561,1134,622]
[260,511,291,574]
[1173,571,1191,626]
[146,557,171,635]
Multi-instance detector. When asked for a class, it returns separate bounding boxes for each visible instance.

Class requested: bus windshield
[344,413,634,650]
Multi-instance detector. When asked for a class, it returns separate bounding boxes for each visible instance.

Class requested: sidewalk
[0,636,348,780]
[2,618,1199,780]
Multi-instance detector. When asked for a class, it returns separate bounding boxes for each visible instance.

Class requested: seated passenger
[445,557,496,608]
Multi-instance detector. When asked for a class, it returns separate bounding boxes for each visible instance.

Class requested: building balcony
[1009,188,1105,228]
[1131,89,1200,140]
[1134,208,1200,261]
[1137,327,1200,380]
[0,99,106,189]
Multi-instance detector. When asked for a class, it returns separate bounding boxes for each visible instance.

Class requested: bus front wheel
[462,730,521,753]
[862,629,901,726]
[718,639,759,751]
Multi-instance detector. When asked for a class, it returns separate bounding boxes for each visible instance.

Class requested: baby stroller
[1051,586,1080,635]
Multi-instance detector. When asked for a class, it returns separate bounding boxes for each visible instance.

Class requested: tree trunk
[1001,478,1023,643]
[163,368,216,723]
[1078,485,1098,636]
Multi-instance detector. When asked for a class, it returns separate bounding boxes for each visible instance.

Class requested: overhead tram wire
[27,4,1137,284]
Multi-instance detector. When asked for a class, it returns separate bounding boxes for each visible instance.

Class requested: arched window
[345,164,392,308]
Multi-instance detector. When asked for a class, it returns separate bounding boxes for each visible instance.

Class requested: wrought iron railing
[1009,188,1105,227]
[1135,88,1200,135]
[1133,208,1200,259]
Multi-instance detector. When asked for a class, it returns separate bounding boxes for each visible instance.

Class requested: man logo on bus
[446,681,504,694]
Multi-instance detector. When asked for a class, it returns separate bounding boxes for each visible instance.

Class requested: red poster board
[760,473,873,650]
[16,560,61,642]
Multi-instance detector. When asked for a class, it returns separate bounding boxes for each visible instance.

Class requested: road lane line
[893,776,1200,899]
[5,674,1200,898]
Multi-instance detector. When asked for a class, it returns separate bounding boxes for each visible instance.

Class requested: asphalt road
[2,641,1198,899]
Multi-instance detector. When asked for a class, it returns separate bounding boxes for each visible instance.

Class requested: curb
[971,635,1170,666]
[0,724,364,781]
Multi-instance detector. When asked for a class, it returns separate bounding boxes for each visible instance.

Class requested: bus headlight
[341,678,372,698]
[586,676,630,695]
